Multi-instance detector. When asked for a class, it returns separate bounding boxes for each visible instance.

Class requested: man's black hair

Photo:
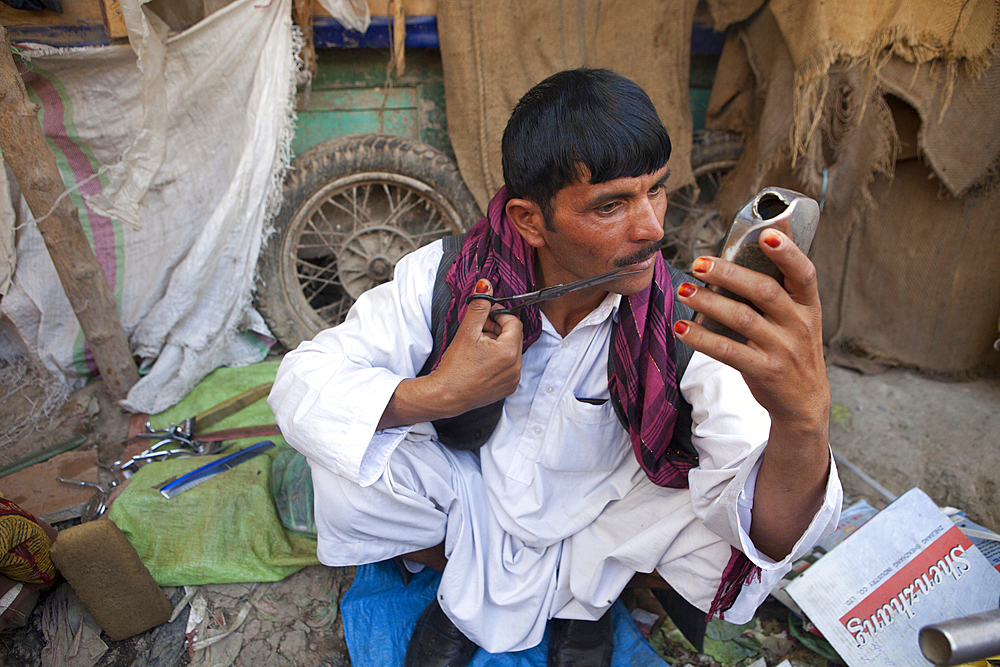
[501,68,672,222]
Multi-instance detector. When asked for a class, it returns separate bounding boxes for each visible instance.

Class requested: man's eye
[648,183,665,196]
[597,201,620,214]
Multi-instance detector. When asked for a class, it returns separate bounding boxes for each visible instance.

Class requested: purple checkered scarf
[434,187,759,616]
[436,187,694,487]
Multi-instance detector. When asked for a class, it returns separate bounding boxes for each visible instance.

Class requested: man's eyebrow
[586,169,671,209]
[587,188,636,209]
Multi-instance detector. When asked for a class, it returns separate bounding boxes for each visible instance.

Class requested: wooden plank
[98,0,128,39]
[1,0,111,48]
[293,106,418,154]
[369,0,435,16]
[299,86,416,110]
[0,449,99,520]
[293,0,318,82]
[391,0,405,76]
[0,28,139,400]
[0,0,106,28]
[0,0,439,40]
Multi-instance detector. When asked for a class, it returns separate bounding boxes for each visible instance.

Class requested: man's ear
[505,198,547,248]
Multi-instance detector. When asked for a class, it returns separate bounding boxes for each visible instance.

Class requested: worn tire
[663,130,744,271]
[256,134,482,350]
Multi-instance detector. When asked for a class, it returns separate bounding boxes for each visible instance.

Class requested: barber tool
[465,265,646,320]
[189,382,274,433]
[192,424,281,448]
[156,440,275,499]
[115,383,277,477]
[56,478,109,520]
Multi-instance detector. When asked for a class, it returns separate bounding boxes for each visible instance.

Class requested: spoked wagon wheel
[256,134,481,349]
[662,130,744,271]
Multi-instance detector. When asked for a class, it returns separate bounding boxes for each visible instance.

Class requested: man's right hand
[377,279,523,430]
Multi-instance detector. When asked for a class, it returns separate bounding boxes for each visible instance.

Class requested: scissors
[465,264,646,321]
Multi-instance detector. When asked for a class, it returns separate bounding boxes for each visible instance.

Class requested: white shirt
[269,239,842,648]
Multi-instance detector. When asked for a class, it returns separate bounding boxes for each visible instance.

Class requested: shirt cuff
[727,444,843,571]
[358,427,411,486]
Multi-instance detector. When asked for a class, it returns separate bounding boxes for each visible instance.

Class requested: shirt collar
[586,291,621,326]
[539,291,622,336]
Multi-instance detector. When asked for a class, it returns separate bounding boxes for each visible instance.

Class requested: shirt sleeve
[682,352,843,572]
[267,241,445,486]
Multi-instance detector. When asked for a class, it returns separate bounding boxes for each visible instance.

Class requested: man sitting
[269,68,841,667]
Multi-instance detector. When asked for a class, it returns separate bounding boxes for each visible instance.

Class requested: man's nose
[634,196,665,243]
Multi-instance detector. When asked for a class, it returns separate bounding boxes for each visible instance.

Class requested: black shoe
[547,613,614,667]
[404,598,478,667]
[650,586,707,652]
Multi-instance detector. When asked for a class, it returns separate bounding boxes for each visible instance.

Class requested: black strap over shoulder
[666,264,699,382]
[665,264,701,460]
[417,233,466,380]
[417,233,505,451]
[419,235,698,454]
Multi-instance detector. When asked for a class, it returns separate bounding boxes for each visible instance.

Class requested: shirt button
[533,426,542,435]
[560,340,570,348]
[545,386,555,394]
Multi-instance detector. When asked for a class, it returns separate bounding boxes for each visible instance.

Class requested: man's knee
[313,470,383,536]
[312,460,450,548]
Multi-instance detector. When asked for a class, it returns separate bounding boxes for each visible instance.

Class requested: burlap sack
[705,7,896,222]
[705,5,1000,377]
[701,0,765,32]
[769,0,998,160]
[879,48,1000,198]
[437,0,699,213]
[817,159,1000,377]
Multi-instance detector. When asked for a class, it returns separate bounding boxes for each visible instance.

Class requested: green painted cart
[255,13,742,349]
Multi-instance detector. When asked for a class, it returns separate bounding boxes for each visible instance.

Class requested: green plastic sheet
[107,360,320,586]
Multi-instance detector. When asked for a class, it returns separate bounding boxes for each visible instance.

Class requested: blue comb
[157,440,275,499]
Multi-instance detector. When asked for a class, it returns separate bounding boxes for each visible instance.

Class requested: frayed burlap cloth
[708,0,999,201]
[771,0,997,160]
[437,0,700,212]
[704,2,1000,377]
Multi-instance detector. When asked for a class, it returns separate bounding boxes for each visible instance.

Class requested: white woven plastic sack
[316,0,371,34]
[0,0,298,414]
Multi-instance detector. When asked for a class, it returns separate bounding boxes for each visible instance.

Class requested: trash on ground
[783,488,1000,667]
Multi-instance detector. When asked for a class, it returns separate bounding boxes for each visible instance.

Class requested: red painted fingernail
[692,257,713,274]
[475,279,490,294]
[674,321,689,335]
[764,230,782,248]
[677,283,696,298]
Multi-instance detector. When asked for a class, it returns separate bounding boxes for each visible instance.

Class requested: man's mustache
[615,239,664,268]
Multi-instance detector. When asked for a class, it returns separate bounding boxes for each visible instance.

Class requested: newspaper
[769,499,880,617]
[948,512,1000,572]
[784,488,1000,667]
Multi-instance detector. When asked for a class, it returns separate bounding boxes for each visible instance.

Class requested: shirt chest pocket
[537,392,630,473]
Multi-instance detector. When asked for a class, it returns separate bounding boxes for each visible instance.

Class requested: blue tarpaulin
[341,560,668,667]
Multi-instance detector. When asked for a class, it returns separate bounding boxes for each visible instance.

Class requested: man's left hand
[673,228,831,561]
[673,228,829,434]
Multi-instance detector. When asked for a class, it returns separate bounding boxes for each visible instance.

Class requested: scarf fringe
[707,546,762,621]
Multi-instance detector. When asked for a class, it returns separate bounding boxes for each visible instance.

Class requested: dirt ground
[0,353,997,666]
[826,364,1000,530]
